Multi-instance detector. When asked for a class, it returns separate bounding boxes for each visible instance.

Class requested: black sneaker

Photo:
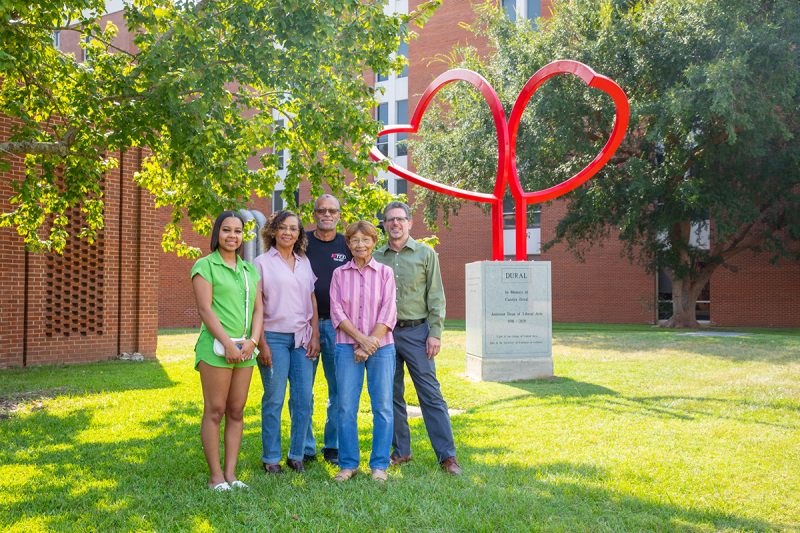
[322,448,339,466]
[302,453,317,464]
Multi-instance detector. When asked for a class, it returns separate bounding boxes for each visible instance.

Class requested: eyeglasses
[315,208,340,215]
[385,216,409,224]
[349,238,373,246]
[277,225,300,233]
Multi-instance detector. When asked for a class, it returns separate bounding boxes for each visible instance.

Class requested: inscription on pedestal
[466,261,553,381]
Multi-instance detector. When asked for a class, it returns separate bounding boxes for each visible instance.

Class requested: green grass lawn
[1,323,799,532]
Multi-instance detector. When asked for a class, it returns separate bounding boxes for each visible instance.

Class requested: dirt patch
[0,387,76,420]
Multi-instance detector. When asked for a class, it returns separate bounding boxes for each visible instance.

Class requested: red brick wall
[0,113,26,369]
[539,200,657,324]
[712,246,800,328]
[0,122,160,367]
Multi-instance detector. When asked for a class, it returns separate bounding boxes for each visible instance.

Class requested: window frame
[376,102,389,156]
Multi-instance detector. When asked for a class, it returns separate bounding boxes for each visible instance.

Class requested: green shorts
[194,330,258,371]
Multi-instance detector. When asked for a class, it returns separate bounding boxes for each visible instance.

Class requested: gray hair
[313,194,340,210]
[383,201,411,220]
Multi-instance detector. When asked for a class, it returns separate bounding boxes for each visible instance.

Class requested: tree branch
[720,230,765,260]
[0,126,101,159]
[0,140,69,157]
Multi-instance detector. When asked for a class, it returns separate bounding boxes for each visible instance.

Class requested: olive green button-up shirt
[373,237,446,338]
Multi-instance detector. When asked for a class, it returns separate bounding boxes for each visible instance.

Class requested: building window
[274,119,284,170]
[82,35,92,62]
[527,0,540,23]
[397,39,408,78]
[503,199,540,229]
[396,100,408,156]
[377,72,389,82]
[396,179,408,197]
[52,31,60,50]
[376,103,389,156]
[273,189,300,213]
[502,0,517,22]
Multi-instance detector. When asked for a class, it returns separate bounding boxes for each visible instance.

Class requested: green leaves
[1,0,439,255]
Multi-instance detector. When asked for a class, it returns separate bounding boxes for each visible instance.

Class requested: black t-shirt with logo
[306,231,352,317]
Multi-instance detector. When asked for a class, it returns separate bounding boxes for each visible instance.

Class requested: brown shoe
[440,456,462,475]
[390,454,413,466]
[371,469,388,482]
[263,463,283,474]
[333,468,359,482]
[286,458,306,473]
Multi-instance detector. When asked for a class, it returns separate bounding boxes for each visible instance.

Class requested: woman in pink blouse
[329,220,397,482]
[253,210,321,475]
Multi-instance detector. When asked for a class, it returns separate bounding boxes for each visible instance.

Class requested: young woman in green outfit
[191,211,265,491]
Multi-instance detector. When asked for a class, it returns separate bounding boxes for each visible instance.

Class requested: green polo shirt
[191,250,260,367]
[373,237,446,338]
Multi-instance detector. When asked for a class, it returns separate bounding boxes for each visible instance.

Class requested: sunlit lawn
[1,321,798,532]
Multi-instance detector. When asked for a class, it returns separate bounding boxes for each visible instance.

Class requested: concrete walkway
[677,332,752,337]
[406,405,465,418]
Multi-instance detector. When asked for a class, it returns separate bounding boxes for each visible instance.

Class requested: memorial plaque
[465,261,553,381]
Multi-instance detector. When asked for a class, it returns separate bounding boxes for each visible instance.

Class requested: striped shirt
[330,257,397,347]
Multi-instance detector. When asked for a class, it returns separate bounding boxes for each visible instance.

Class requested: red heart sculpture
[369,61,629,261]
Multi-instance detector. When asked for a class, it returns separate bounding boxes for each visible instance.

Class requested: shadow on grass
[477,378,800,429]
[0,401,782,532]
[0,359,177,398]
[505,376,619,398]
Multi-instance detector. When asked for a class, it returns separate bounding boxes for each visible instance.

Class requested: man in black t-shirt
[301,194,352,466]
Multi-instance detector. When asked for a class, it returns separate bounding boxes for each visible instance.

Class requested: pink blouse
[330,257,397,347]
[254,247,317,349]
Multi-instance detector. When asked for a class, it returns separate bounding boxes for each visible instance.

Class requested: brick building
[157,0,800,330]
[2,1,798,367]
[0,137,159,368]
[0,2,157,369]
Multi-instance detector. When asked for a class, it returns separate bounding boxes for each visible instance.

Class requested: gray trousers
[392,322,457,462]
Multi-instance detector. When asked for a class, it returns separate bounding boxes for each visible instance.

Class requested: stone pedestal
[465,261,553,381]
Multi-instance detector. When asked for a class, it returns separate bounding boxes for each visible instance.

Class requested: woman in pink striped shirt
[329,221,397,482]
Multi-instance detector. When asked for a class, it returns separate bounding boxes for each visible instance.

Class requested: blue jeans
[335,343,396,470]
[294,319,339,455]
[257,331,315,463]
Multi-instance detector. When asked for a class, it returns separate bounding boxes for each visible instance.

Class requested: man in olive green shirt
[373,201,462,475]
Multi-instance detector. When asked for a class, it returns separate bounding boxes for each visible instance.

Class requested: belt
[319,314,331,321]
[396,318,427,328]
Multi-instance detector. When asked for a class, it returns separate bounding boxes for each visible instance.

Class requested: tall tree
[0,0,439,256]
[410,0,800,327]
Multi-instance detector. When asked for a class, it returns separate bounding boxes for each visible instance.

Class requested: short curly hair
[344,220,378,243]
[260,210,307,257]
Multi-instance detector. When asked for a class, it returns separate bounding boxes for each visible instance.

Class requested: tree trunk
[663,277,703,329]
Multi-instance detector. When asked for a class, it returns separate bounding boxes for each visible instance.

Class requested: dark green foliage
[411,0,800,326]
